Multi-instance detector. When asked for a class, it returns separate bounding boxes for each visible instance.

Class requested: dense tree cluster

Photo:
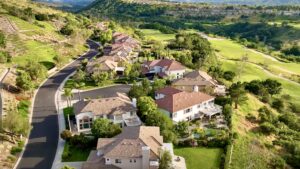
[169,33,213,69]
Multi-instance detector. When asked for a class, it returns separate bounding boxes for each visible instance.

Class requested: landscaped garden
[174,147,223,169]
[62,142,92,162]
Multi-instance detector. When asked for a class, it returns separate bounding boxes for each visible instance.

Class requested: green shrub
[270,156,286,169]
[260,122,277,135]
[10,146,22,155]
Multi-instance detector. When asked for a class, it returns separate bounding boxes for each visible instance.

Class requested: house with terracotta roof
[172,70,226,95]
[155,87,222,122]
[142,59,186,80]
[73,94,141,133]
[82,126,186,169]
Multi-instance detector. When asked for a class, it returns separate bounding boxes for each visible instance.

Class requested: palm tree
[63,88,73,107]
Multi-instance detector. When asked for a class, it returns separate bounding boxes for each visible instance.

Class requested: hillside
[33,0,95,11]
[0,0,93,69]
[168,0,300,6]
[0,0,95,168]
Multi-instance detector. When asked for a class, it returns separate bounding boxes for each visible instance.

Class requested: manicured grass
[62,142,91,162]
[210,39,300,75]
[138,29,175,43]
[174,147,223,169]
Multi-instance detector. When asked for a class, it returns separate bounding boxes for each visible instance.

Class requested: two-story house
[86,56,127,75]
[172,70,226,95]
[155,87,222,122]
[73,95,141,133]
[142,59,186,80]
[82,126,186,169]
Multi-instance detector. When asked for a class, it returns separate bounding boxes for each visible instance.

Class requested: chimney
[132,98,137,108]
[142,146,150,169]
[193,85,199,92]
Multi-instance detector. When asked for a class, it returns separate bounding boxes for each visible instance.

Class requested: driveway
[16,40,99,169]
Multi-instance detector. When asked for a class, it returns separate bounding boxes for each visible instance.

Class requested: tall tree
[229,82,248,109]
[262,79,282,96]
[137,96,157,117]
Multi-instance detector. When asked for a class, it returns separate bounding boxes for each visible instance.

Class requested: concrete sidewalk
[52,72,83,169]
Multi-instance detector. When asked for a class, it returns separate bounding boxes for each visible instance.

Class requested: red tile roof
[156,86,182,96]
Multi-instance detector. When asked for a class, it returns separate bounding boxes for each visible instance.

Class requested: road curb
[13,40,96,169]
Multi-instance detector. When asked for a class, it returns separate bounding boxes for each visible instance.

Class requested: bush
[91,118,122,138]
[245,113,256,122]
[10,146,22,155]
[69,133,95,149]
[270,156,286,169]
[60,130,72,141]
[60,24,74,36]
[260,122,277,135]
[0,51,11,63]
[223,71,236,81]
[272,98,284,111]
[0,31,5,47]
[35,13,49,21]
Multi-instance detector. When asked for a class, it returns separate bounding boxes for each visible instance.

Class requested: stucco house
[82,126,186,169]
[142,59,186,80]
[155,87,222,122]
[86,56,127,75]
[73,94,141,133]
[172,70,226,95]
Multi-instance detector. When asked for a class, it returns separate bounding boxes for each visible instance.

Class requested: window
[106,158,110,161]
[79,116,93,130]
[134,159,136,163]
[115,159,122,163]
[130,159,132,163]
[184,108,192,114]
[173,112,177,118]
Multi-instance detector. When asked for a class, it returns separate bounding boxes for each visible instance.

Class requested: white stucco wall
[166,70,185,79]
[162,99,215,122]
[76,112,94,133]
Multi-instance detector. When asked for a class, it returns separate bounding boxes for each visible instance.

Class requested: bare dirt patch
[0,16,18,34]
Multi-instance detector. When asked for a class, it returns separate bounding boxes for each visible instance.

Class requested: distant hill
[33,0,95,11]
[167,0,300,5]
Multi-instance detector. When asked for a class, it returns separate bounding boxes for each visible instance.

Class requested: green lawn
[210,39,300,75]
[174,147,223,169]
[138,29,175,43]
[221,59,300,105]
[62,142,91,162]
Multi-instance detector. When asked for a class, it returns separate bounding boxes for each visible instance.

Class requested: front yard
[62,142,91,162]
[174,147,223,169]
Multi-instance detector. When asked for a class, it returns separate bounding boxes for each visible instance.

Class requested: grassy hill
[168,0,300,5]
[0,0,93,69]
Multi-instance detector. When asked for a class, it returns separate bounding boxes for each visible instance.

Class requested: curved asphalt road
[16,40,99,169]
